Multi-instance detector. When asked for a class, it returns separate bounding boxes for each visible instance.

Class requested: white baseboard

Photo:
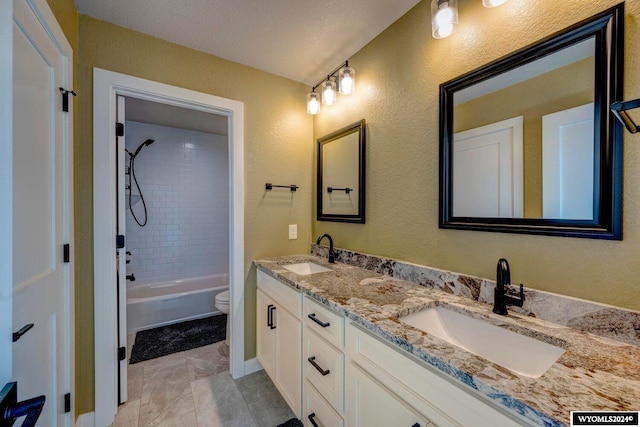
[76,412,95,427]
[244,357,263,376]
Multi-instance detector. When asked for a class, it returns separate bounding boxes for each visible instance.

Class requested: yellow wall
[314,0,640,311]
[75,16,313,414]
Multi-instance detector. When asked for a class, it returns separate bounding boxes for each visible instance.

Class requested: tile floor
[112,335,294,427]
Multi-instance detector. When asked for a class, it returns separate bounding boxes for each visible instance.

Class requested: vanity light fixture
[431,0,458,39]
[483,0,507,7]
[306,61,355,115]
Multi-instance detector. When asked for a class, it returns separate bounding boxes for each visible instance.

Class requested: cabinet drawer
[304,328,344,413]
[257,270,302,318]
[303,296,344,349]
[303,380,344,427]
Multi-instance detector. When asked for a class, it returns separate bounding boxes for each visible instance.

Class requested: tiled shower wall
[125,121,229,285]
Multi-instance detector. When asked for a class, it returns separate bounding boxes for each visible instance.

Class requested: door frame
[0,0,14,385]
[93,69,245,426]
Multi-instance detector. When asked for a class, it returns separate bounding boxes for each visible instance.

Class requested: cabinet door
[347,363,431,427]
[257,289,276,377]
[276,304,302,417]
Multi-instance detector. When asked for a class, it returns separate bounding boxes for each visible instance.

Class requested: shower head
[132,139,155,157]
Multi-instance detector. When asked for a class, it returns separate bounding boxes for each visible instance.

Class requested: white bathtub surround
[125,121,229,285]
[127,274,228,334]
[310,243,640,346]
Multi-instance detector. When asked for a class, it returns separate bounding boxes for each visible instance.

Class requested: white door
[116,95,128,403]
[453,116,524,218]
[4,0,73,425]
[542,103,594,220]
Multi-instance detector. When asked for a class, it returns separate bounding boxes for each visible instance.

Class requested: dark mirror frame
[439,4,624,240]
[317,119,366,223]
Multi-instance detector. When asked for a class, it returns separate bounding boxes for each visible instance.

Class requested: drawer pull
[267,304,276,329]
[308,413,319,427]
[307,356,330,376]
[308,313,330,328]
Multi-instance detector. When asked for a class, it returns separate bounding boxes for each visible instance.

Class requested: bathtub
[127,274,228,333]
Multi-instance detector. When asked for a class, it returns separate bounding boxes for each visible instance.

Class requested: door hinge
[116,235,125,249]
[58,87,76,113]
[116,122,124,137]
[64,393,71,413]
[63,243,70,263]
[118,347,127,361]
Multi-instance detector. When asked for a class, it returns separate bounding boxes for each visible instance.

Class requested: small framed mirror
[439,4,624,239]
[317,119,366,223]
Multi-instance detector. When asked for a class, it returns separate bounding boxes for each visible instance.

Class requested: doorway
[93,69,245,427]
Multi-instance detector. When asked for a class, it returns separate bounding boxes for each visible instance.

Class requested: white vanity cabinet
[256,267,533,427]
[346,322,532,427]
[256,271,302,417]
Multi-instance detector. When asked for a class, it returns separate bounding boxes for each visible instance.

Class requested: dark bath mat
[129,314,226,364]
[277,419,303,427]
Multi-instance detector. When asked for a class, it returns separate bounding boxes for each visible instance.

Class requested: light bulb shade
[322,80,337,105]
[338,65,355,95]
[483,0,507,7]
[431,0,458,39]
[307,92,321,115]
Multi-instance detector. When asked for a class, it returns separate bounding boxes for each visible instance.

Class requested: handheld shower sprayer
[127,139,155,227]
[129,139,155,158]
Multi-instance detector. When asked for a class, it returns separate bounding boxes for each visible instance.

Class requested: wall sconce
[307,61,355,115]
[431,0,458,39]
[483,0,507,7]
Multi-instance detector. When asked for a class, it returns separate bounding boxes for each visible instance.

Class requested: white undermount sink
[400,307,565,378]
[282,262,333,275]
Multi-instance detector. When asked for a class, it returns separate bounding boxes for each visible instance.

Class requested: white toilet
[215,290,230,345]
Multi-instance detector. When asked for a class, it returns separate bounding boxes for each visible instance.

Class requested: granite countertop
[254,254,640,427]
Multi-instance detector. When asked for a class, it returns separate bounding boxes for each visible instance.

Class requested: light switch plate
[288,224,297,239]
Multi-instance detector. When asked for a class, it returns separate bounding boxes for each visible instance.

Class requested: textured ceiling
[74,0,421,85]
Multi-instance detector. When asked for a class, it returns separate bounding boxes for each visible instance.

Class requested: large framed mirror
[439,4,624,239]
[317,119,366,223]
